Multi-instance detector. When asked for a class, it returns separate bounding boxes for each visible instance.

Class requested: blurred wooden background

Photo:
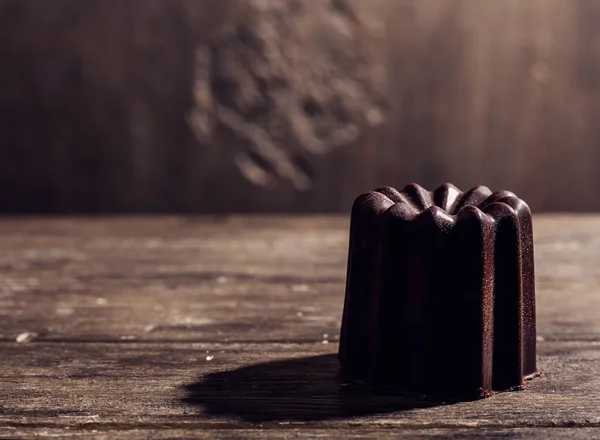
[1,0,599,213]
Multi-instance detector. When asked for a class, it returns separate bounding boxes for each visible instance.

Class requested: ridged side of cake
[339,183,536,399]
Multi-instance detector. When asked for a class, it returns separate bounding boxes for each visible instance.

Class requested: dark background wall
[1,0,600,213]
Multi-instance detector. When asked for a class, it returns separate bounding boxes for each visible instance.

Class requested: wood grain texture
[0,216,599,439]
[0,342,599,430]
[0,216,599,342]
[2,1,600,213]
[2,429,600,440]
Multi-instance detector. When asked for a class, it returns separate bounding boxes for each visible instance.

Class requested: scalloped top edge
[356,183,530,222]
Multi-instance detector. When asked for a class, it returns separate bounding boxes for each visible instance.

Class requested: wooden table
[0,216,599,439]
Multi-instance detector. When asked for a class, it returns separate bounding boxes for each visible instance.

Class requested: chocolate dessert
[339,183,536,399]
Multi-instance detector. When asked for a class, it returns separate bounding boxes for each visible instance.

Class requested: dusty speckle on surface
[15,332,37,343]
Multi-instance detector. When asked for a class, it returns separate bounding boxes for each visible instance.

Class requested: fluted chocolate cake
[339,183,536,399]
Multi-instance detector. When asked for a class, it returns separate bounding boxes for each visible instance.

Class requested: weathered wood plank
[2,428,600,440]
[0,216,598,342]
[0,341,598,432]
[0,216,599,437]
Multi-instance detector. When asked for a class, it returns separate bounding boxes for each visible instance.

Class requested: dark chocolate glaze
[339,183,537,399]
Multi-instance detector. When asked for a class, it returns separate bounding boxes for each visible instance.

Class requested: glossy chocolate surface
[339,183,536,399]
